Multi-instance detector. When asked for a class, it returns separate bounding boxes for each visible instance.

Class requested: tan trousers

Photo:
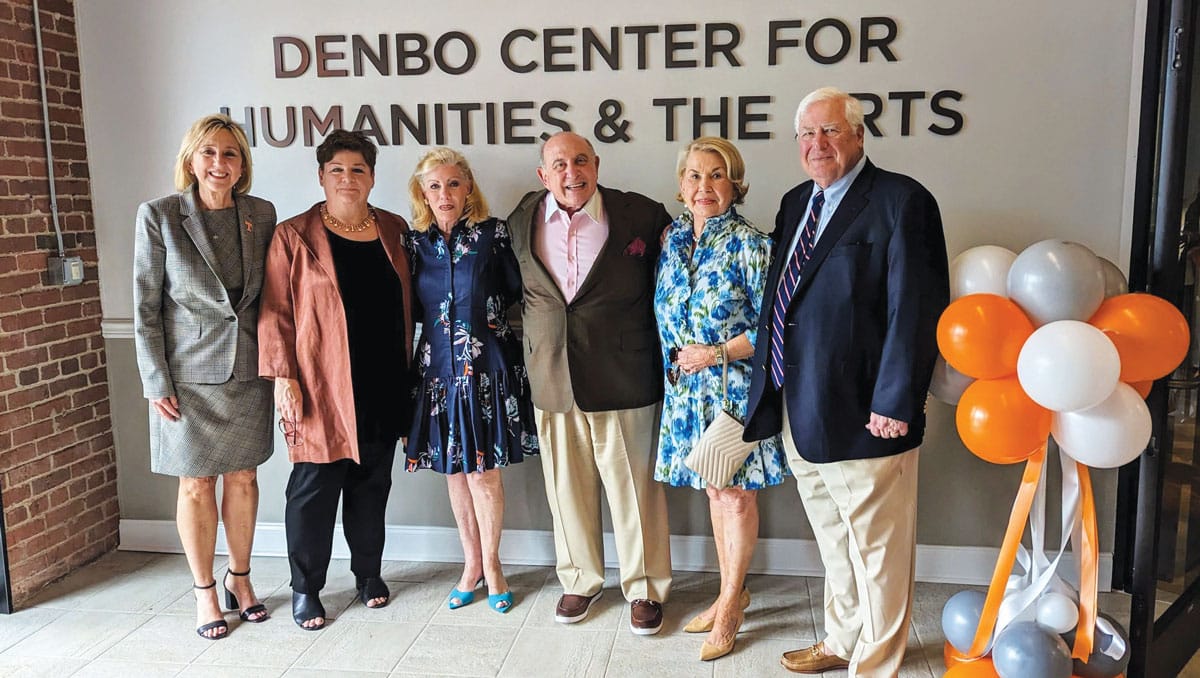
[534,402,672,602]
[782,409,918,678]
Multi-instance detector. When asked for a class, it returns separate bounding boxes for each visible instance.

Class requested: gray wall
[88,0,1135,552]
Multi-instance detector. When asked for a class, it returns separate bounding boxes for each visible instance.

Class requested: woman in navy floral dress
[653,137,787,661]
[405,147,538,614]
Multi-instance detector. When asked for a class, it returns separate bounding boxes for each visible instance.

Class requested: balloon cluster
[943,592,1131,678]
[930,240,1190,678]
[935,240,1188,469]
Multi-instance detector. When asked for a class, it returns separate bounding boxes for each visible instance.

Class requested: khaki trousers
[535,402,672,602]
[782,409,918,678]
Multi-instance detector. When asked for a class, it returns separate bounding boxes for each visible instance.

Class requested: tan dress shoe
[780,643,850,673]
[683,587,751,633]
[699,611,743,661]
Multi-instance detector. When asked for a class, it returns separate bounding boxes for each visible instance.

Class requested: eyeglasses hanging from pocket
[278,418,302,447]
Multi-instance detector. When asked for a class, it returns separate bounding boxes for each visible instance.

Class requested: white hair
[793,87,865,135]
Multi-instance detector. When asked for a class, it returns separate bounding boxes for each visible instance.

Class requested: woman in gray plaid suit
[133,114,277,640]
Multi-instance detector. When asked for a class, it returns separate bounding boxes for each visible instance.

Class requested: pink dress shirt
[533,190,609,303]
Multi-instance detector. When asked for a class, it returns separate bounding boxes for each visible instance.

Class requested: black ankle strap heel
[193,581,228,640]
[223,567,270,623]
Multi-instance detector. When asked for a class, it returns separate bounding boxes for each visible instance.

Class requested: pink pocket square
[624,237,647,257]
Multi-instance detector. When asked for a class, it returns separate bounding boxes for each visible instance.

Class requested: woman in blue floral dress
[654,137,787,661]
[405,147,538,614]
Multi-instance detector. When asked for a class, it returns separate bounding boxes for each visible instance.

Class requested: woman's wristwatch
[712,343,726,366]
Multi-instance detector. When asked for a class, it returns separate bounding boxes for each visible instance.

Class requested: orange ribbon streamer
[1072,460,1098,660]
[966,444,1047,658]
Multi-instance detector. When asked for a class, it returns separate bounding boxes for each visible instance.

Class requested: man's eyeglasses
[278,418,302,447]
[796,125,845,141]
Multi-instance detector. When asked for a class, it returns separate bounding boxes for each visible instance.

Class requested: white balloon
[1052,383,1153,468]
[1017,321,1120,412]
[951,245,1018,299]
[1035,592,1079,634]
[929,354,975,405]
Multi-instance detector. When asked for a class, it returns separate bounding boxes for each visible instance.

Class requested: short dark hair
[316,130,378,171]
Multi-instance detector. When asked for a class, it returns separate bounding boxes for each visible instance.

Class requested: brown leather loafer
[780,643,850,673]
[555,590,602,624]
[629,599,663,635]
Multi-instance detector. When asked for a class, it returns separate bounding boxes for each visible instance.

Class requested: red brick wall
[0,0,119,603]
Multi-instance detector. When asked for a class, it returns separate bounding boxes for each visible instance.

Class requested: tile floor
[0,550,1185,677]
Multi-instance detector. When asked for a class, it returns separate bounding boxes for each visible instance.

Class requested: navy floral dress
[405,217,538,474]
[653,207,788,489]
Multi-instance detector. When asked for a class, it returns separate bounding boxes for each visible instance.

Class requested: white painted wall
[78,1,1145,565]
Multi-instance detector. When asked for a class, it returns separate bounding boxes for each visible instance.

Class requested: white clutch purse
[683,355,755,489]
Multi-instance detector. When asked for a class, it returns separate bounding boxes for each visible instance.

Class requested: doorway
[1115,0,1200,675]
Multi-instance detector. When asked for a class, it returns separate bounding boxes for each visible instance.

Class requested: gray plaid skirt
[149,378,273,477]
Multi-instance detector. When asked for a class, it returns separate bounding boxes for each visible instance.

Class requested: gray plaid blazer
[133,190,277,398]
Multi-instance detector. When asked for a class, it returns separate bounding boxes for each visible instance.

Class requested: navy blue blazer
[743,159,950,463]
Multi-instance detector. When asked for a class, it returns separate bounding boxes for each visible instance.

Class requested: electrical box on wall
[47,256,84,286]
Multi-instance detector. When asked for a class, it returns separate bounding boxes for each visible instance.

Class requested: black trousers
[285,440,396,594]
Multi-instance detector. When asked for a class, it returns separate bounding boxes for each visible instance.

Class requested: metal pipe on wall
[32,0,63,256]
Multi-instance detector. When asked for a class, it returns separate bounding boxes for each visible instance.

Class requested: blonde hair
[173,114,253,193]
[408,147,490,232]
[674,136,749,205]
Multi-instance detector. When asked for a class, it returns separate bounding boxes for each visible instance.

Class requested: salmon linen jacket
[257,202,414,464]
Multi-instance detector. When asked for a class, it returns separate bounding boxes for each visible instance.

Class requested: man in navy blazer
[744,88,949,676]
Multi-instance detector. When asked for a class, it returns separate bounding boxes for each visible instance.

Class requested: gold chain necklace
[321,204,376,233]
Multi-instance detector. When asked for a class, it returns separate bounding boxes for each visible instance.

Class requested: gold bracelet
[712,344,725,366]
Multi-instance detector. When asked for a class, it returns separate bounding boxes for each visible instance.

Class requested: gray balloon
[930,355,975,406]
[941,589,987,653]
[993,621,1073,678]
[1061,613,1130,678]
[1097,257,1129,298]
[1007,240,1107,327]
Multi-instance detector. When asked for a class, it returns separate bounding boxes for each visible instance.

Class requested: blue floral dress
[405,217,539,474]
[653,208,787,489]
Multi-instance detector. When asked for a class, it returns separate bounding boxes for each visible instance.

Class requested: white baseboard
[101,317,133,339]
[118,519,1112,590]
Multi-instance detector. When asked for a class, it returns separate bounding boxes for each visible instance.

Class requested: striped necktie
[769,190,824,389]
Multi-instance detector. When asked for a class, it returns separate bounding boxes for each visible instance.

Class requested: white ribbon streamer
[991,442,1083,642]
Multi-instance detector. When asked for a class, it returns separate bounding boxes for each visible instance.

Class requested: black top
[327,230,409,444]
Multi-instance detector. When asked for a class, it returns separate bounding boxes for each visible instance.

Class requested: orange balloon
[1129,380,1153,399]
[944,641,979,669]
[944,656,999,677]
[938,294,1035,379]
[956,377,1051,464]
[1089,293,1189,382]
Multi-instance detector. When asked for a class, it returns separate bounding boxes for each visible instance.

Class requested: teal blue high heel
[447,577,484,609]
[488,591,514,614]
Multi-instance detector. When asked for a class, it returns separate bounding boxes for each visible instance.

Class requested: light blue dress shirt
[779,154,869,268]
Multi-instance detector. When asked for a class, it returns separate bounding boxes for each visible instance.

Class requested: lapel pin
[245,218,253,232]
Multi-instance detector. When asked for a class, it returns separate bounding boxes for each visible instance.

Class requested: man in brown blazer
[507,132,673,635]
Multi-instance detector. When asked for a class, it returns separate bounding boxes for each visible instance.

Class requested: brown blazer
[507,186,670,413]
[258,203,414,464]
